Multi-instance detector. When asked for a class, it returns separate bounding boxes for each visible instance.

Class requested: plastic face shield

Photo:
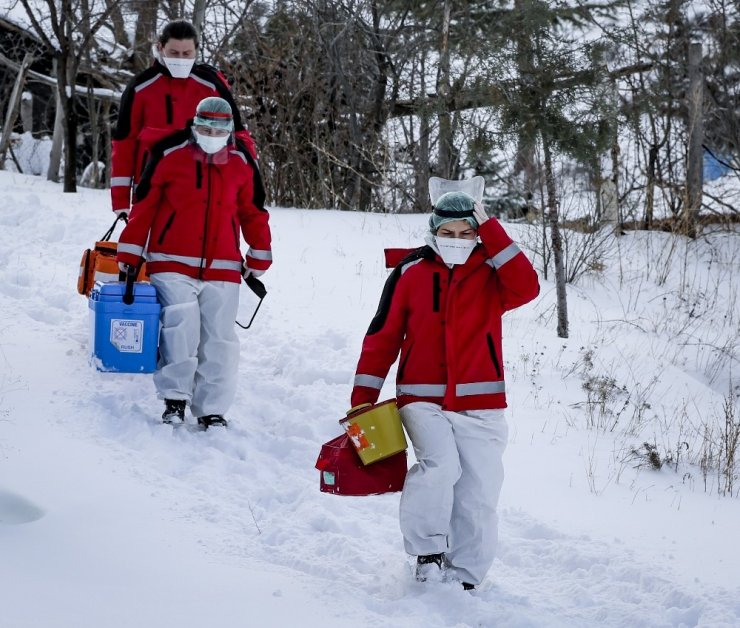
[428,176,484,206]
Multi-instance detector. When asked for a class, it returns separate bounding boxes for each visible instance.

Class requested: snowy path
[1,172,739,627]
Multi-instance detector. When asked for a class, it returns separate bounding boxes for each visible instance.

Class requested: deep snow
[1,170,739,628]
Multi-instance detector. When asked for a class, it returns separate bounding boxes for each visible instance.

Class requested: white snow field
[1,170,739,627]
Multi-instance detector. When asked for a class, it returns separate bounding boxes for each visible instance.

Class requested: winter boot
[462,582,476,591]
[415,553,446,583]
[197,415,228,429]
[162,399,186,424]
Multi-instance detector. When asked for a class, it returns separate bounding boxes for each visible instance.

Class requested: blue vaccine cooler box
[89,281,160,373]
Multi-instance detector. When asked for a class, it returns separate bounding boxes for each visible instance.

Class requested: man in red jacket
[111,19,255,218]
[117,97,271,429]
[350,190,539,589]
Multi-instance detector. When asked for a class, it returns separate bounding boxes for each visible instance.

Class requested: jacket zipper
[157,212,176,245]
[232,218,239,251]
[199,161,212,279]
[398,343,414,380]
[195,161,202,189]
[486,333,502,378]
[165,95,173,125]
[442,266,455,405]
[140,150,149,177]
[432,272,441,312]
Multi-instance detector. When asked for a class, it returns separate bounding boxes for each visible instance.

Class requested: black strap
[235,275,267,330]
[245,274,267,299]
[433,208,475,218]
[101,214,127,242]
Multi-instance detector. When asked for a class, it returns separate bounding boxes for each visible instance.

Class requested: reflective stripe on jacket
[351,218,539,412]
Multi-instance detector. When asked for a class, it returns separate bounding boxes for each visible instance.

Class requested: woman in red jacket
[350,191,539,589]
[111,19,255,218]
[117,97,271,429]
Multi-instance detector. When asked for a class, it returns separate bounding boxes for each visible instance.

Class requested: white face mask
[434,236,477,265]
[161,56,195,79]
[194,131,230,154]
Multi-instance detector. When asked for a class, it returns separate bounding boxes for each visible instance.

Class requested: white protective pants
[399,401,508,585]
[150,273,240,418]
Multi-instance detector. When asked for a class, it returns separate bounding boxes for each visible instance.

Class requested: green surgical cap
[194,96,234,131]
[429,191,478,233]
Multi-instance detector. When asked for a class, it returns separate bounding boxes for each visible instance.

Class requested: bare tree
[543,135,568,337]
[192,0,206,36]
[130,0,158,73]
[104,0,129,50]
[220,0,397,211]
[19,0,123,191]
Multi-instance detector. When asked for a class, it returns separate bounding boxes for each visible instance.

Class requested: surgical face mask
[434,236,477,265]
[161,55,195,79]
[194,130,230,154]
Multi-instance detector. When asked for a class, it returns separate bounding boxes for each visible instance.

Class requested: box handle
[122,265,137,305]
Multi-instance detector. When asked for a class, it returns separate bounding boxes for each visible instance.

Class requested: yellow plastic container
[339,399,408,465]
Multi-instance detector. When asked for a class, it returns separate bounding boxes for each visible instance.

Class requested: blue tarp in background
[703,150,732,181]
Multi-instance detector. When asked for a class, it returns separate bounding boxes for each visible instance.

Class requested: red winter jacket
[116,128,271,283]
[111,60,255,212]
[351,218,539,412]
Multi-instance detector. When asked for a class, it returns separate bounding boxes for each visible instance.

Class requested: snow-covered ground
[0,169,739,628]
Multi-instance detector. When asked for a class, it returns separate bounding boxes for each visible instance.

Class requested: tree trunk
[0,52,33,168]
[21,92,33,133]
[685,41,703,236]
[543,135,569,339]
[601,180,619,231]
[61,89,78,191]
[609,78,621,234]
[56,47,78,192]
[88,80,100,187]
[192,0,207,41]
[80,2,99,188]
[104,0,129,50]
[415,53,432,213]
[358,0,389,212]
[132,1,158,74]
[512,0,538,215]
[47,61,64,183]
[437,0,452,178]
[418,109,431,212]
[609,145,621,233]
[103,98,111,188]
[643,144,657,230]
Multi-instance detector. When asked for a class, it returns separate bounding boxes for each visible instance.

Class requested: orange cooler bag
[78,216,147,297]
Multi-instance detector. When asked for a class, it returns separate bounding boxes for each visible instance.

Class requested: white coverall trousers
[399,401,508,586]
[150,273,240,418]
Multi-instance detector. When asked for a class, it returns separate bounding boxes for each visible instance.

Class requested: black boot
[197,415,228,429]
[462,582,476,591]
[415,553,445,582]
[162,399,186,424]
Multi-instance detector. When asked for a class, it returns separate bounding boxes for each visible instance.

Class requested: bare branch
[18,0,56,51]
